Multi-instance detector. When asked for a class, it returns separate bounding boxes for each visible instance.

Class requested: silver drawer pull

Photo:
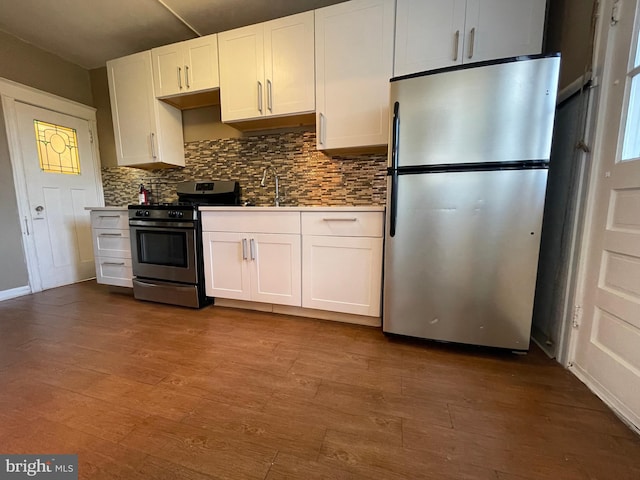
[98,215,120,218]
[322,218,357,222]
[101,262,125,266]
[99,233,123,236]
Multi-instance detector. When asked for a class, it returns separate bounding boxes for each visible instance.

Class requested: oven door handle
[129,220,196,229]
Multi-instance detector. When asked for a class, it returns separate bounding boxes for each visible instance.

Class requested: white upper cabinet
[394,0,546,76]
[152,34,219,97]
[394,0,466,75]
[106,51,185,168]
[315,0,395,151]
[218,12,315,122]
[465,0,546,63]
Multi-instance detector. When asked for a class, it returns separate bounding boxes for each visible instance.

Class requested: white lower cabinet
[202,211,301,306]
[201,209,384,318]
[90,210,133,288]
[301,211,384,316]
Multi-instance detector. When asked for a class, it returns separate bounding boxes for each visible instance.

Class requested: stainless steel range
[128,180,239,308]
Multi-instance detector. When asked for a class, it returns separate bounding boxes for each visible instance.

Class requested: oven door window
[137,230,188,267]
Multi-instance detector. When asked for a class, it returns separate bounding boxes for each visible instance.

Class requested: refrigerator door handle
[390,101,400,237]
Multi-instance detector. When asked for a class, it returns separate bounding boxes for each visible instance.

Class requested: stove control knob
[168,211,176,218]
[177,211,184,218]
[144,210,150,217]
[136,210,143,216]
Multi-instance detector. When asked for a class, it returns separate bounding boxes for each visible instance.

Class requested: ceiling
[0,0,347,70]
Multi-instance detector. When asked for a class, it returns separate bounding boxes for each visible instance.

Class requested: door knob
[35,205,44,212]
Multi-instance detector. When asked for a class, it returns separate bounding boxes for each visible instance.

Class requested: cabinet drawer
[93,229,131,258]
[90,211,129,229]
[95,256,133,288]
[301,212,383,237]
[202,211,300,234]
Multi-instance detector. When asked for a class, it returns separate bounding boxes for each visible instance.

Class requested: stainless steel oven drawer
[132,278,200,308]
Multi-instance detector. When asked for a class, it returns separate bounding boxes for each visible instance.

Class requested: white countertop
[199,206,385,212]
[85,206,128,211]
[85,206,384,212]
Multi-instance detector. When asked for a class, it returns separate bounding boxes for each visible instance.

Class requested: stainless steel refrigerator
[383,55,560,351]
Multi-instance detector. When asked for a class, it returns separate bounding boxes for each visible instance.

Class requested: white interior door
[571,0,640,429]
[15,102,100,290]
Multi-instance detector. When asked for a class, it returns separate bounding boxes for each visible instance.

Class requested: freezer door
[383,169,547,350]
[388,57,560,167]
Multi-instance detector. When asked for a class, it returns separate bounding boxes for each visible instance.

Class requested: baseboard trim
[212,298,381,327]
[0,285,31,302]
[570,363,640,435]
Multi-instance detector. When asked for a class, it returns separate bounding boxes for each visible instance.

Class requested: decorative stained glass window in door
[33,120,81,174]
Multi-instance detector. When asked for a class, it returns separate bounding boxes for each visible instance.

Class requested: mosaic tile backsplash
[101,130,388,207]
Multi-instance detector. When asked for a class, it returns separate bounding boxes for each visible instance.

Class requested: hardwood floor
[0,281,639,479]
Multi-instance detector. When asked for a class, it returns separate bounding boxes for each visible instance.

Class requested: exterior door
[571,0,640,428]
[15,102,100,290]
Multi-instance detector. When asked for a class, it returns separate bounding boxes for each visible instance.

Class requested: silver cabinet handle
[257,81,263,113]
[185,65,190,88]
[101,261,125,266]
[150,132,157,159]
[468,27,476,59]
[24,216,29,235]
[322,217,357,222]
[266,79,273,112]
[319,113,325,145]
[98,215,120,218]
[178,66,183,89]
[99,232,122,236]
[453,30,460,61]
[242,238,248,260]
[250,238,256,261]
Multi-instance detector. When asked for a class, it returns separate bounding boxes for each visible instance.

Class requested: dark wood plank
[0,280,639,480]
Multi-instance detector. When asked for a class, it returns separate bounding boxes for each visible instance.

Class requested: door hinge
[572,305,582,328]
[611,0,622,25]
[576,140,591,153]
[89,129,94,143]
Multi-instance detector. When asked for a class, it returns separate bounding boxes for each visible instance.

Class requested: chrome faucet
[260,166,281,206]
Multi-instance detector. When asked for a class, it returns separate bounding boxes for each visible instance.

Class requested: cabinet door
[219,24,265,122]
[203,232,251,300]
[152,43,184,97]
[107,51,185,168]
[302,235,382,316]
[394,0,466,76]
[315,0,395,150]
[463,0,545,64]
[184,34,220,92]
[250,233,301,306]
[264,12,315,117]
[107,51,157,166]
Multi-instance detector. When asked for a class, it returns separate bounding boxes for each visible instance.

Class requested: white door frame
[0,77,105,294]
[565,0,640,432]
